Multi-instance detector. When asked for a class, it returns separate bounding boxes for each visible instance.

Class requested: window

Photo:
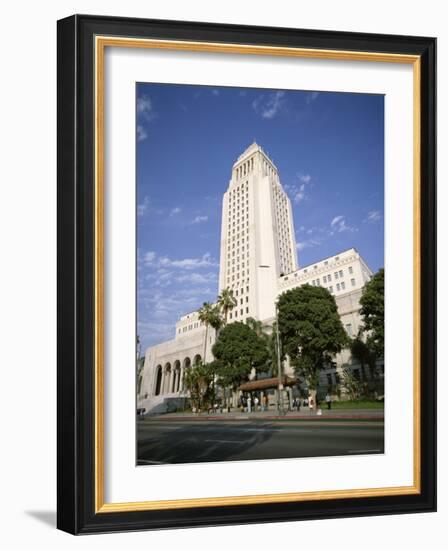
[329,286,333,293]
[339,270,343,278]
[341,281,345,290]
[334,272,339,279]
[349,266,353,274]
[327,274,332,282]
[345,323,352,336]
[336,283,340,291]
[323,275,327,283]
[351,278,356,286]
[246,307,249,314]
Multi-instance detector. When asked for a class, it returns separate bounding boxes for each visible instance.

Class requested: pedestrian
[297,397,301,412]
[309,395,315,414]
[292,397,297,411]
[325,392,332,410]
[262,394,267,412]
[247,395,252,413]
[254,395,259,412]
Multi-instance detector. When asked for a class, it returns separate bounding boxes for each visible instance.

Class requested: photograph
[136,83,385,465]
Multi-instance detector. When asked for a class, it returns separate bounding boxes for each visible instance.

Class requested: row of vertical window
[178,321,202,334]
[235,158,254,179]
[229,307,250,319]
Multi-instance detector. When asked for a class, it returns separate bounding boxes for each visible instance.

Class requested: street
[137,418,384,465]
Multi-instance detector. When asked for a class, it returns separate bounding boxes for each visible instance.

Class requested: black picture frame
[57,14,436,534]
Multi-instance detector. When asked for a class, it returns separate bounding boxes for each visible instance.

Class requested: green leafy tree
[198,302,222,362]
[359,268,384,358]
[217,288,237,325]
[212,322,269,392]
[350,334,376,378]
[277,285,349,394]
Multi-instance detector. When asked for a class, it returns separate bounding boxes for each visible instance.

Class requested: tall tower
[218,142,298,323]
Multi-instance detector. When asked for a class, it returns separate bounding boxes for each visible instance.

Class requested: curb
[141,414,384,422]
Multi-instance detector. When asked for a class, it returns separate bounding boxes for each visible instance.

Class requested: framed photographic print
[57,14,436,534]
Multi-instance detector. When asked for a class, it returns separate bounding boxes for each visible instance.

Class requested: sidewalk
[142,407,384,422]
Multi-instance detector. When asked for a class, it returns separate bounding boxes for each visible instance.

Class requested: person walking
[308,395,315,415]
[325,392,332,410]
[247,395,252,413]
[261,394,267,412]
[254,395,259,412]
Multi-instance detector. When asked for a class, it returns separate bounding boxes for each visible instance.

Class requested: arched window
[154,365,162,396]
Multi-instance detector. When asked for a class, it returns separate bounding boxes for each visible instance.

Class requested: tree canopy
[359,268,384,358]
[212,322,269,390]
[277,284,348,389]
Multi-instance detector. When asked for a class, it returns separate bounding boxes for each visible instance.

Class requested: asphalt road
[137,419,384,465]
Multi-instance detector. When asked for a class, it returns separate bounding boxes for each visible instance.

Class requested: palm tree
[245,317,265,338]
[217,288,237,325]
[198,302,222,363]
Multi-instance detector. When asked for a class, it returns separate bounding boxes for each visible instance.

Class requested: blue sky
[136,83,384,350]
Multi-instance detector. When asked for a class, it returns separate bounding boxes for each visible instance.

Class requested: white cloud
[330,215,357,233]
[170,207,182,216]
[331,215,344,227]
[144,251,157,264]
[143,251,217,271]
[299,174,312,184]
[136,95,155,142]
[192,215,208,224]
[137,195,150,216]
[296,238,322,251]
[365,210,382,223]
[252,91,285,119]
[305,91,320,104]
[285,173,313,204]
[137,125,147,142]
[176,272,218,284]
[137,95,154,121]
[159,253,217,270]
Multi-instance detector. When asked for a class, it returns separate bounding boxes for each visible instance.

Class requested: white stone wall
[277,248,373,298]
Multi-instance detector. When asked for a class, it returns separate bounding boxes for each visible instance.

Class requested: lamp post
[258,265,284,415]
[275,301,285,415]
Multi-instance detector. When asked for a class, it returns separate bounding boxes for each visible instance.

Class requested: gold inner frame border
[94,36,421,513]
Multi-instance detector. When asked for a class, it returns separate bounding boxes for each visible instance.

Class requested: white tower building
[219,142,298,322]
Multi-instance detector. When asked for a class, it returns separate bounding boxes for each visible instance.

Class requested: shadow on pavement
[137,421,280,465]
